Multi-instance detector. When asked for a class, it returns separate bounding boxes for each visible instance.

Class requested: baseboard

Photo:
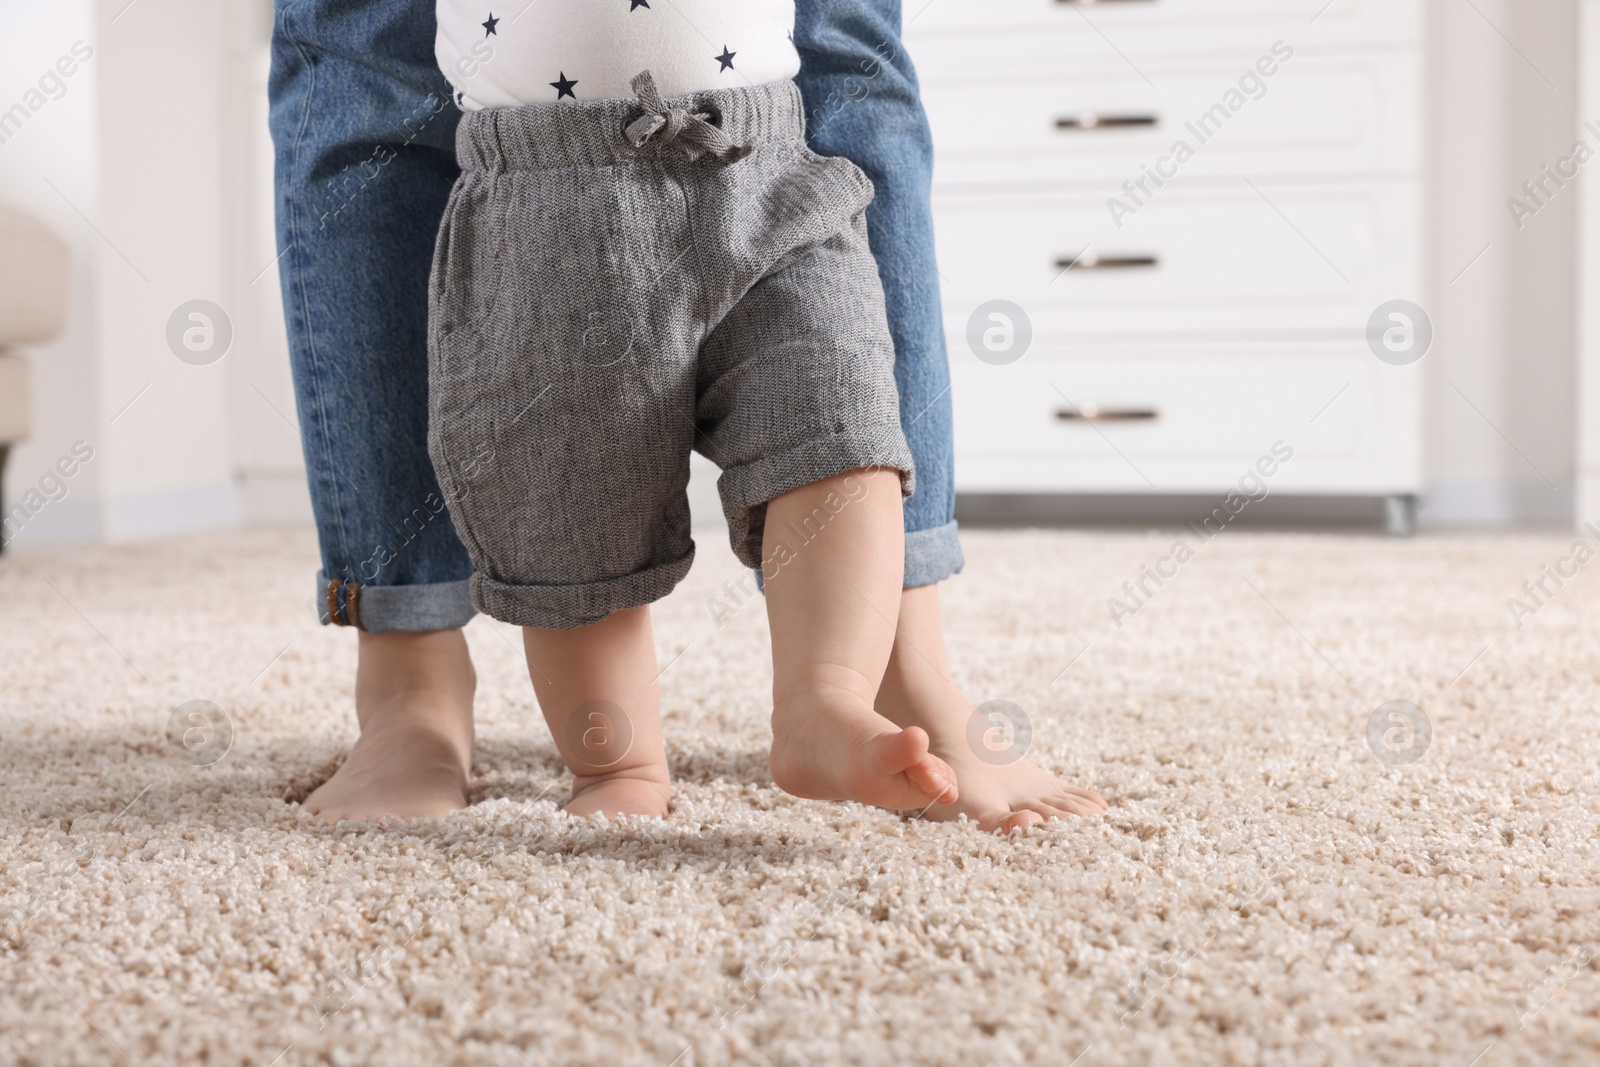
[1417,479,1573,526]
[240,470,313,528]
[1576,473,1600,526]
[955,493,1395,531]
[955,485,1578,531]
[0,496,98,550]
[103,485,245,542]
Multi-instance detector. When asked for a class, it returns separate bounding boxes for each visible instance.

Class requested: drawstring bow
[622,70,751,161]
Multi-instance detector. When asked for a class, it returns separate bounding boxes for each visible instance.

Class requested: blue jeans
[268,0,961,632]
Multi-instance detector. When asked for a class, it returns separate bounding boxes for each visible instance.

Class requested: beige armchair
[0,203,72,551]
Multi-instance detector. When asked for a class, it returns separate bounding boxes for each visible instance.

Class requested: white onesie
[436,0,800,111]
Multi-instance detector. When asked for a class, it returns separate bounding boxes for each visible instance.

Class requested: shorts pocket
[425,386,502,569]
[797,145,876,214]
[428,172,510,361]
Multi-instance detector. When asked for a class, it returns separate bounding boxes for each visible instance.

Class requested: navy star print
[715,45,736,71]
[629,0,649,8]
[482,12,499,35]
[550,71,578,98]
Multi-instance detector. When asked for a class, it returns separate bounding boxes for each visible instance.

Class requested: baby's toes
[856,730,955,808]
[865,725,929,774]
[905,753,958,804]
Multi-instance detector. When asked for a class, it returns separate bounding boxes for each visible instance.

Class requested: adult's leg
[793,0,1107,829]
[270,0,476,819]
[793,0,961,587]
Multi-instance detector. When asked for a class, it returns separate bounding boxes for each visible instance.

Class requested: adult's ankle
[358,628,475,683]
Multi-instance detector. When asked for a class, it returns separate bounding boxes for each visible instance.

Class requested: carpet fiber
[2,528,1599,1066]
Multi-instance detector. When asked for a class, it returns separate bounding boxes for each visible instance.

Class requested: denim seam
[280,8,358,598]
[443,579,480,626]
[426,189,498,582]
[428,423,494,586]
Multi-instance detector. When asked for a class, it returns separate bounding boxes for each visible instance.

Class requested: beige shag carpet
[3,527,1600,1066]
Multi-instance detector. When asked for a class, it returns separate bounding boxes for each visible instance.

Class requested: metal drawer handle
[1056,113,1159,130]
[1055,252,1160,271]
[1056,405,1160,422]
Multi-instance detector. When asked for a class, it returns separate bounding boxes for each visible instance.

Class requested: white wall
[0,0,300,550]
[92,0,242,539]
[1575,0,1600,522]
[1421,0,1579,525]
[223,0,310,529]
[2,0,1590,543]
[0,0,102,544]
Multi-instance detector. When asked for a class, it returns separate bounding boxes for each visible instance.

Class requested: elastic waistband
[456,78,805,172]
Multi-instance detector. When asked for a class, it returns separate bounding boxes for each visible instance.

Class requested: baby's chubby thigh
[428,156,713,627]
[451,337,702,615]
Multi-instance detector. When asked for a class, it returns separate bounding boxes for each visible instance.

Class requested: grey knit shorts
[426,76,914,630]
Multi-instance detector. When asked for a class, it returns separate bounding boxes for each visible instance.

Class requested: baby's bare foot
[566,765,672,819]
[521,607,674,824]
[304,630,475,823]
[769,688,958,811]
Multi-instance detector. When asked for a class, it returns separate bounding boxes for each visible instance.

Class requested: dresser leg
[1382,494,1416,537]
[0,442,9,556]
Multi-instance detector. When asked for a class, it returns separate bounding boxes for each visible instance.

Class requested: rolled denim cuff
[314,570,478,633]
[904,519,963,589]
[752,518,964,594]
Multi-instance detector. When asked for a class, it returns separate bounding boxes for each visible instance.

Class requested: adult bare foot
[769,686,957,811]
[877,585,1108,833]
[920,744,1107,833]
[303,628,476,823]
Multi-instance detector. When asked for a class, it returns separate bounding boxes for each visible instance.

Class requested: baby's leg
[764,469,958,811]
[522,606,671,818]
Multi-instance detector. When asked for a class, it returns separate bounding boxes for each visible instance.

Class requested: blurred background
[0,0,1591,550]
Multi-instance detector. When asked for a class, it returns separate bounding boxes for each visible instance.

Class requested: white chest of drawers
[907,0,1426,526]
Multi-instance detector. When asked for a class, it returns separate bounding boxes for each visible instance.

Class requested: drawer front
[921,54,1422,187]
[933,183,1420,338]
[904,0,1422,56]
[950,346,1422,493]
